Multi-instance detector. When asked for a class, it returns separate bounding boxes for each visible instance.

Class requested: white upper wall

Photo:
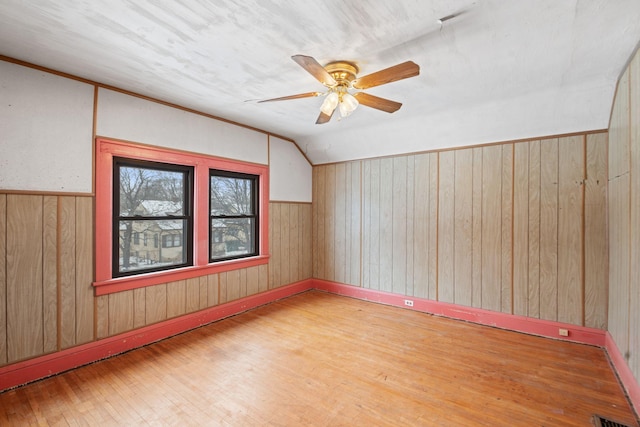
[0,59,312,202]
[96,88,268,165]
[0,60,94,193]
[269,136,312,202]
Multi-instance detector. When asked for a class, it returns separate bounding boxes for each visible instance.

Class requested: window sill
[92,255,270,296]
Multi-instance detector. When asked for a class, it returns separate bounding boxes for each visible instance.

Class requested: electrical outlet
[404,299,414,307]
[559,328,569,337]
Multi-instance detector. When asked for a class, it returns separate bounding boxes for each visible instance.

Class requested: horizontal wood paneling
[313,133,608,329]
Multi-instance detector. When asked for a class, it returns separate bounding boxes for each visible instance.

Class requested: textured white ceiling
[1,0,639,164]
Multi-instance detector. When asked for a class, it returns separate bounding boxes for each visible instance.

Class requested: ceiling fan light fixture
[320,91,339,115]
[339,92,359,117]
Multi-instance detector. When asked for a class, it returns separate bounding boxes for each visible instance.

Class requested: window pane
[119,166,185,217]
[118,219,186,273]
[210,176,254,216]
[211,218,255,260]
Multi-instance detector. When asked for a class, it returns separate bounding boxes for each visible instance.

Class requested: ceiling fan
[258,55,420,124]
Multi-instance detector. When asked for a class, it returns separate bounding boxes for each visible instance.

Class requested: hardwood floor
[0,290,637,426]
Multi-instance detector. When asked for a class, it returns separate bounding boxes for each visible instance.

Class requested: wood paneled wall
[313,133,608,329]
[608,48,640,386]
[0,198,311,366]
[0,194,93,365]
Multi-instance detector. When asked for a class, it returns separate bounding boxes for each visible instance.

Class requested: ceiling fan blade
[292,55,337,87]
[315,107,336,124]
[352,61,420,90]
[258,92,323,103]
[353,92,402,113]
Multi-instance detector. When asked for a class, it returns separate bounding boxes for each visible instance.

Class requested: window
[94,138,269,296]
[210,170,258,261]
[113,158,193,277]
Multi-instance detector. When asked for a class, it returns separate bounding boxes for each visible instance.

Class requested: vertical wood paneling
[471,148,483,308]
[269,202,281,288]
[75,197,93,344]
[198,276,208,310]
[364,159,381,290]
[313,166,325,279]
[133,288,146,329]
[324,164,336,281]
[584,133,608,329]
[628,50,640,379]
[405,157,415,296]
[108,290,134,336]
[145,284,167,325]
[167,280,187,318]
[608,177,629,353]
[481,146,503,312]
[258,264,269,293]
[609,68,630,181]
[42,196,58,353]
[246,266,259,296]
[438,151,455,303]
[513,143,529,316]
[334,163,346,284]
[280,203,291,286]
[392,156,408,295]
[454,149,473,306]
[557,136,584,325]
[501,144,513,313]
[349,162,361,286]
[539,139,559,321]
[59,196,76,349]
[289,204,301,283]
[413,154,430,298]
[0,194,6,365]
[379,158,393,292]
[207,274,219,307]
[6,195,43,362]
[186,277,200,313]
[96,295,109,339]
[302,202,313,281]
[428,153,439,301]
[527,141,541,319]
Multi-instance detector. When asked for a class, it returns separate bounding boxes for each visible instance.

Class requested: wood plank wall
[608,48,640,386]
[312,133,608,329]
[0,199,311,366]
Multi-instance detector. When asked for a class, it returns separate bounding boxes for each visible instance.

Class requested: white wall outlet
[404,299,414,307]
[559,328,569,337]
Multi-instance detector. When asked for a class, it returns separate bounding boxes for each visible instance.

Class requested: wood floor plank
[0,291,637,426]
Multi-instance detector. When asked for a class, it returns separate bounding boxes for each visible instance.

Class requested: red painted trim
[605,332,640,415]
[0,280,312,391]
[93,255,270,296]
[311,279,607,346]
[94,138,270,295]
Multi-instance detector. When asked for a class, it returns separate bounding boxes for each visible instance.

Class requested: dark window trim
[209,169,259,263]
[112,157,194,278]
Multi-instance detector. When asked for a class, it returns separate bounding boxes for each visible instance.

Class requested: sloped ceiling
[1,0,639,164]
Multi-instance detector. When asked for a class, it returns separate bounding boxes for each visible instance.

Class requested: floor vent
[592,414,633,427]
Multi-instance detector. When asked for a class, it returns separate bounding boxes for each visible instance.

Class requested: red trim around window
[94,138,269,296]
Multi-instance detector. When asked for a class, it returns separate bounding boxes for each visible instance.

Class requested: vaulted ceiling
[1,0,639,164]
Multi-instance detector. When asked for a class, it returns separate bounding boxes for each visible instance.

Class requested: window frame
[209,169,259,262]
[94,138,270,296]
[112,157,194,278]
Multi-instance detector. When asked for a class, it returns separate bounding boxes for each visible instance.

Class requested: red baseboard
[0,280,312,392]
[605,332,640,416]
[312,279,606,345]
[2,277,638,418]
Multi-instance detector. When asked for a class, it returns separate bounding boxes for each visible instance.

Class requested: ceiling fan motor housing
[324,61,359,87]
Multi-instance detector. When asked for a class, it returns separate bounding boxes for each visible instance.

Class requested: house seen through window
[210,170,258,262]
[113,158,193,277]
